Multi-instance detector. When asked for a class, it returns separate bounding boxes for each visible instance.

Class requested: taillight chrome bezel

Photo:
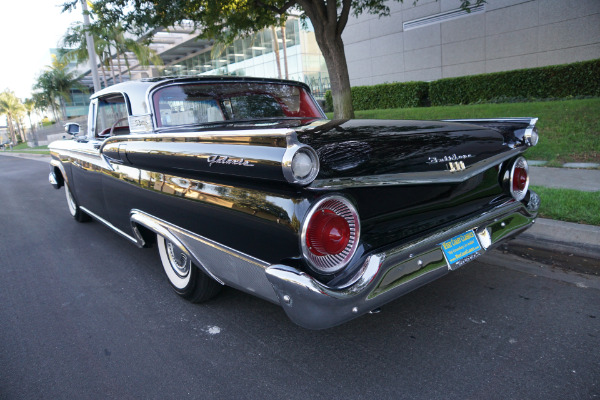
[301,196,360,275]
[509,156,529,201]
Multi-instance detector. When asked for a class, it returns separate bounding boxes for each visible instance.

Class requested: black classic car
[49,77,540,329]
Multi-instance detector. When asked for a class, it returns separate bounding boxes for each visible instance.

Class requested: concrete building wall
[342,0,600,86]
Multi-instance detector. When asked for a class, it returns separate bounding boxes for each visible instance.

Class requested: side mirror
[65,123,80,135]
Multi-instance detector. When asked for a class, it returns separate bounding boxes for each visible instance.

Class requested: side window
[95,94,130,138]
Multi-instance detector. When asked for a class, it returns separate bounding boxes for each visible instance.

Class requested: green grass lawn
[3,144,49,155]
[327,98,600,166]
[531,185,600,225]
[9,143,31,150]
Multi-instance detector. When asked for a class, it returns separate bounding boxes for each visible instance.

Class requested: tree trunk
[7,114,17,144]
[108,51,117,84]
[99,61,109,87]
[50,101,59,123]
[28,114,38,146]
[116,49,123,83]
[17,119,26,143]
[312,32,354,119]
[281,23,289,79]
[271,27,282,79]
[60,97,68,121]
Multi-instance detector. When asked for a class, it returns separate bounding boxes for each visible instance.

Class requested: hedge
[324,81,429,111]
[325,58,600,112]
[429,59,600,106]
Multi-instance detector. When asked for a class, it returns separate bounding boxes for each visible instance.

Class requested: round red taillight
[306,210,350,256]
[513,167,528,192]
[301,196,360,274]
[509,157,529,201]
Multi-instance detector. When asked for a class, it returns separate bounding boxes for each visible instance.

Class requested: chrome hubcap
[166,241,190,277]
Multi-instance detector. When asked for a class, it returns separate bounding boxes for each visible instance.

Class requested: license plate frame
[441,230,483,270]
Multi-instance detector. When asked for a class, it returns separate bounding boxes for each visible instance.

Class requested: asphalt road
[1,155,599,400]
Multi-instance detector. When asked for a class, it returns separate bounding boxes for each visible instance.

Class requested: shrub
[351,81,430,110]
[324,90,333,112]
[326,59,600,112]
[324,81,429,113]
[429,59,600,106]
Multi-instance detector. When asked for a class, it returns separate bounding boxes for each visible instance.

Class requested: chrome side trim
[308,147,522,190]
[48,171,58,186]
[129,210,278,303]
[50,159,68,185]
[443,117,538,125]
[265,198,537,329]
[101,129,318,186]
[79,206,139,245]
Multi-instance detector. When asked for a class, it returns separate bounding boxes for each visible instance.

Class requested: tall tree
[0,90,26,143]
[63,0,483,119]
[33,56,84,121]
[62,21,163,85]
[23,98,37,142]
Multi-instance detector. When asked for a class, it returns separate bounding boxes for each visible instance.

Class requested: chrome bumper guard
[265,193,539,329]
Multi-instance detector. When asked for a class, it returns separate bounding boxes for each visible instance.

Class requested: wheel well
[132,223,157,248]
[53,166,65,188]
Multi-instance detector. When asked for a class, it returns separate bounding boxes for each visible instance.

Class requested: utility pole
[81,0,101,92]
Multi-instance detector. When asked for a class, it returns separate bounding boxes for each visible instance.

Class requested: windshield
[152,82,323,128]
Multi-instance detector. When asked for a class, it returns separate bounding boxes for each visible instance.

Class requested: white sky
[0,0,82,100]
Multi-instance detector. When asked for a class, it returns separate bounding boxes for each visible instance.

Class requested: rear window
[153,82,322,127]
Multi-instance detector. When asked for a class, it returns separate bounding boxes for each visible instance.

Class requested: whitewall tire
[156,234,222,303]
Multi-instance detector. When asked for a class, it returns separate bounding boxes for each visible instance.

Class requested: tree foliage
[63,0,484,119]
[61,15,163,88]
[33,56,84,121]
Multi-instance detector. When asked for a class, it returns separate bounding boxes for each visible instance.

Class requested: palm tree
[23,98,38,145]
[32,91,59,123]
[62,21,163,86]
[33,56,84,121]
[62,23,110,87]
[0,90,26,144]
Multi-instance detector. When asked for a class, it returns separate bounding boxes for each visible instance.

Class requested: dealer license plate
[441,230,482,270]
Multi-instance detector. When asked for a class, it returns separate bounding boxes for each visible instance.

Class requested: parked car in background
[48,77,540,329]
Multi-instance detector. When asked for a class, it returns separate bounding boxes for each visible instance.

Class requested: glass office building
[160,18,330,99]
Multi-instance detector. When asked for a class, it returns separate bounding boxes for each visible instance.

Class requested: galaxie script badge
[207,155,255,167]
[427,153,474,164]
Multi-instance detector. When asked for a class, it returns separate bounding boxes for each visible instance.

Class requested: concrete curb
[0,152,51,162]
[517,218,600,261]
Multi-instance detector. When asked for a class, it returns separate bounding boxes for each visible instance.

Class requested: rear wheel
[157,234,222,303]
[65,184,90,222]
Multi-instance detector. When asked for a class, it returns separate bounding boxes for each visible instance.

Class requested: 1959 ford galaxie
[49,77,540,329]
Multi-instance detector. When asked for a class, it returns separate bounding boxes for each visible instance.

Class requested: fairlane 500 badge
[427,153,474,164]
[207,155,255,167]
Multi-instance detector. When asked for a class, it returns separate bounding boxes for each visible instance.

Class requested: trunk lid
[296,119,527,180]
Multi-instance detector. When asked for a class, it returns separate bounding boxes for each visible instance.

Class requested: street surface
[1,155,599,400]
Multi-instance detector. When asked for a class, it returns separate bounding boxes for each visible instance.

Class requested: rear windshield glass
[153,82,322,127]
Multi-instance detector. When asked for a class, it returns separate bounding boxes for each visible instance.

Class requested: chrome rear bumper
[265,193,539,329]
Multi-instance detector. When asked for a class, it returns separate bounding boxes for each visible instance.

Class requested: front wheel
[65,184,90,222]
[157,234,222,303]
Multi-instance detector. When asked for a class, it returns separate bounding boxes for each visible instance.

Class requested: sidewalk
[530,166,600,192]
